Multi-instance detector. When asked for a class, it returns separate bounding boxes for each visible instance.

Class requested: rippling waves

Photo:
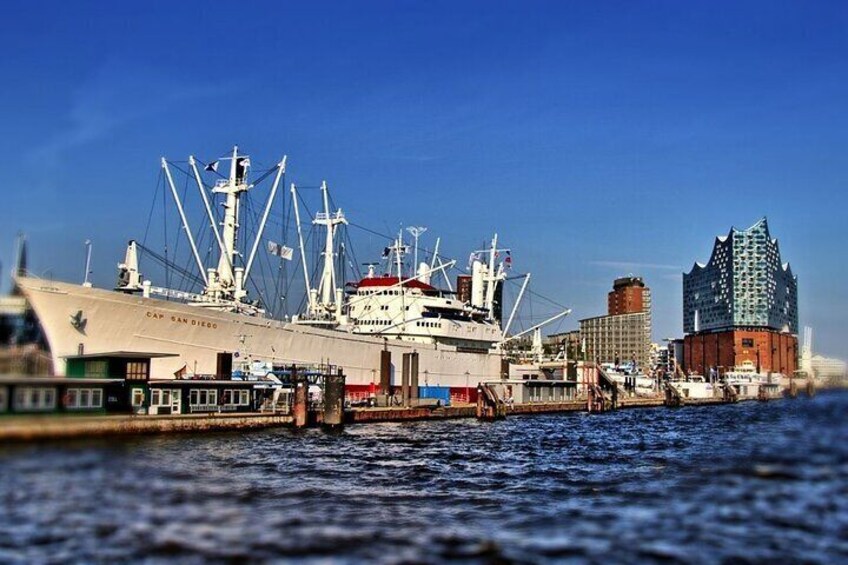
[1,392,847,563]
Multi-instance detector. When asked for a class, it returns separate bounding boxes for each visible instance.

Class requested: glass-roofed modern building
[682,218,798,376]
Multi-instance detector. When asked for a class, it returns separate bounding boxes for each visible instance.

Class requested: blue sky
[1,1,846,358]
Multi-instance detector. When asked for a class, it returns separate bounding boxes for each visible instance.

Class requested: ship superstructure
[344,233,506,350]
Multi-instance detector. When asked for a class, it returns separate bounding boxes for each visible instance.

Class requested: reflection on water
[1,392,847,563]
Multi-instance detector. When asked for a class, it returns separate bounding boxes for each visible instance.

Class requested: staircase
[594,364,619,410]
[722,383,738,403]
[587,383,611,412]
[664,383,685,407]
[260,388,292,414]
[476,384,506,420]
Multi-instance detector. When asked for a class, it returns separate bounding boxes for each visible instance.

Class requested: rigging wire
[142,152,573,330]
[161,170,170,291]
[172,170,189,293]
[271,170,289,319]
[241,191,272,312]
[135,242,205,288]
[142,169,162,251]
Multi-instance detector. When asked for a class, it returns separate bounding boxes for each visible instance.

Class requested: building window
[66,387,104,409]
[126,361,149,381]
[0,386,7,412]
[189,389,219,411]
[14,387,57,411]
[85,360,108,378]
[131,389,145,407]
[223,389,250,406]
[742,338,754,348]
[151,389,172,407]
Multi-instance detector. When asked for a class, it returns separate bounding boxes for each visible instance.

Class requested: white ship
[600,362,657,393]
[16,147,568,399]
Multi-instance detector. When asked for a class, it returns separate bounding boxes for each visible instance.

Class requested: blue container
[419,386,451,406]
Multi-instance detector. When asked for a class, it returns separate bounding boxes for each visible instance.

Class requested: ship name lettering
[144,311,216,329]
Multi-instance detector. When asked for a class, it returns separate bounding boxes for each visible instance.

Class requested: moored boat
[17,146,569,402]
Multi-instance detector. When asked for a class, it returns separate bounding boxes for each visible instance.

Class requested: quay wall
[1,389,815,442]
[0,412,293,443]
[345,406,476,423]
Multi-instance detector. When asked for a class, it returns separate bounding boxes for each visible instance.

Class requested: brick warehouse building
[682,218,798,376]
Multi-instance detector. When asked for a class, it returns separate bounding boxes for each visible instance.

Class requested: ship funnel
[417,262,431,284]
[471,260,485,308]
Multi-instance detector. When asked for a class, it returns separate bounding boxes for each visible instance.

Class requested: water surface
[1,392,846,563]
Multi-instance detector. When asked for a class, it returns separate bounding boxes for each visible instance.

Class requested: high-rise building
[608,276,651,317]
[578,277,652,368]
[580,311,650,368]
[682,218,798,375]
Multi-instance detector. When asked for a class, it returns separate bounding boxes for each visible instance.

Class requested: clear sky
[0,1,846,358]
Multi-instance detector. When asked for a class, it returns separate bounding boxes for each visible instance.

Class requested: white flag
[267,241,294,261]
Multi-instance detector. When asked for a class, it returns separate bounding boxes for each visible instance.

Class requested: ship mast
[291,180,348,324]
[150,146,285,315]
[315,181,347,310]
[214,146,249,294]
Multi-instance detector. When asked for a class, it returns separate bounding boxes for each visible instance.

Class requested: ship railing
[450,390,476,404]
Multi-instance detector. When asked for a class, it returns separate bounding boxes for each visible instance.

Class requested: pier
[0,383,818,443]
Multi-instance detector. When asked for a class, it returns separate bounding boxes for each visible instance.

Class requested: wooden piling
[293,368,308,428]
[806,379,816,398]
[788,379,798,398]
[410,352,419,402]
[401,353,411,407]
[379,350,392,396]
[322,369,346,429]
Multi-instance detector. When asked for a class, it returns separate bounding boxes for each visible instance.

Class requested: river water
[1,392,846,564]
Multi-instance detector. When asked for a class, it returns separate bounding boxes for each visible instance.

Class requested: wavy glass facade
[683,218,797,334]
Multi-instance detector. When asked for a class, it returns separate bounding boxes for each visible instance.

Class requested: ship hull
[17,277,501,397]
